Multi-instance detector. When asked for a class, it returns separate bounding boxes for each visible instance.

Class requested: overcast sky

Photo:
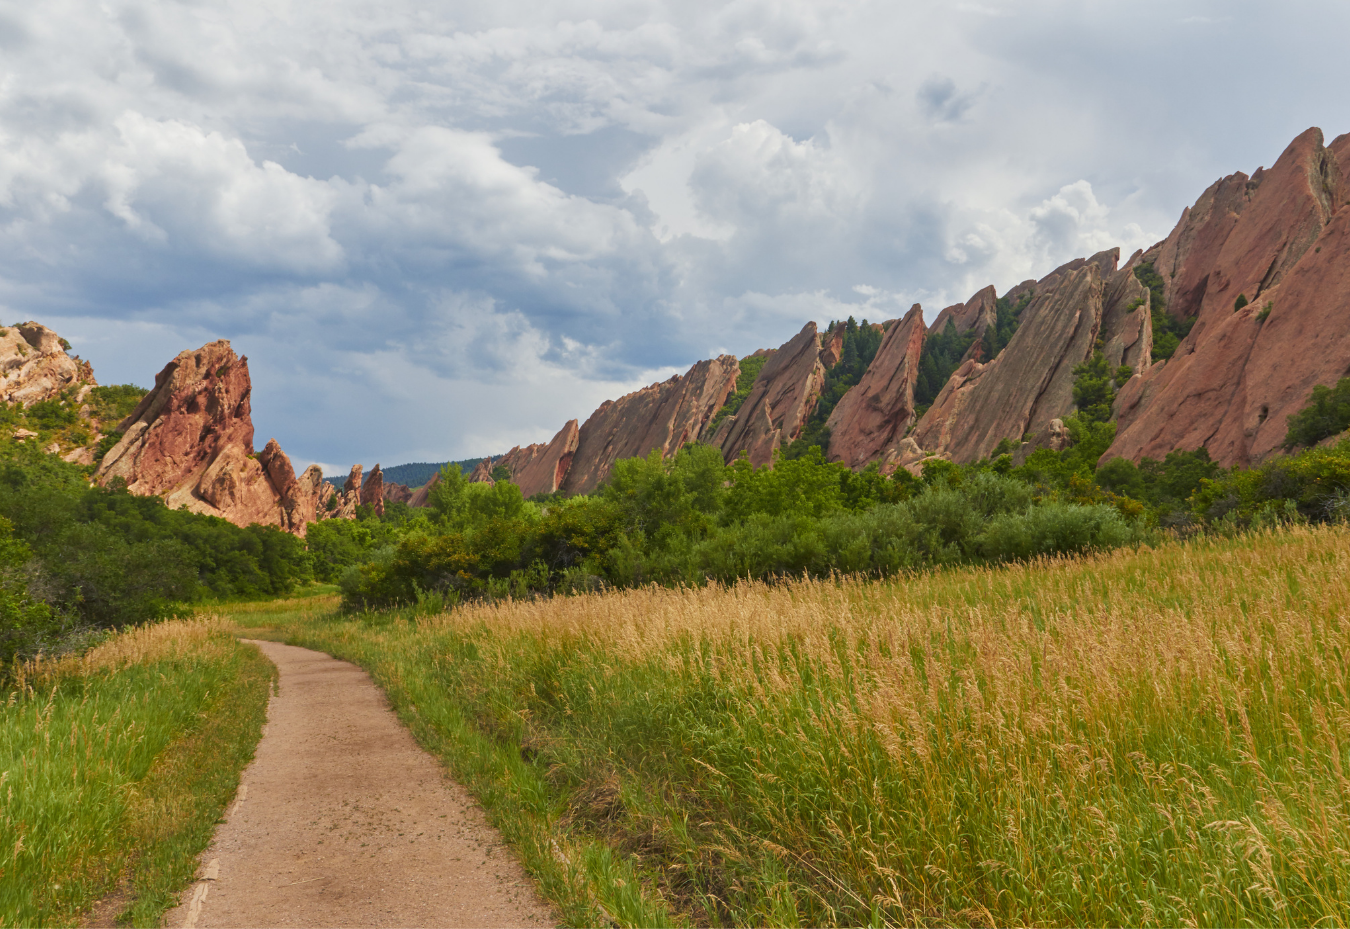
[2,0,1346,473]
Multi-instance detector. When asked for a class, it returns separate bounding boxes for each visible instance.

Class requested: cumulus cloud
[0,0,1345,469]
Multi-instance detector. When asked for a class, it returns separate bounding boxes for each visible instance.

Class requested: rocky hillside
[11,126,1349,525]
[471,126,1349,489]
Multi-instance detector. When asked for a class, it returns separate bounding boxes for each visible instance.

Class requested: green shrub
[1282,377,1350,450]
[1134,261,1194,361]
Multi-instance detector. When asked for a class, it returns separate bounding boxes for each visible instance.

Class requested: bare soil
[164,640,555,928]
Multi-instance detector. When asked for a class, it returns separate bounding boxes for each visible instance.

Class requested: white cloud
[0,0,1343,465]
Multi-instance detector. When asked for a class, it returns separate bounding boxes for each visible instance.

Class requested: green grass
[0,619,273,927]
[228,526,1350,927]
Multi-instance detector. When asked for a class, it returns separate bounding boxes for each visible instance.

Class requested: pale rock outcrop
[1108,128,1350,467]
[0,321,96,407]
[718,324,826,467]
[824,305,927,469]
[562,354,740,493]
[409,471,440,509]
[383,482,414,505]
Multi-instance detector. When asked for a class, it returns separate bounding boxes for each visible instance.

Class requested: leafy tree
[1071,346,1133,424]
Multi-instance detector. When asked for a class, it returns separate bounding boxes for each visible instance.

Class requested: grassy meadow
[0,620,273,927]
[240,524,1350,928]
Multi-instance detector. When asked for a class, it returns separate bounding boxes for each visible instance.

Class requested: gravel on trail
[165,640,555,929]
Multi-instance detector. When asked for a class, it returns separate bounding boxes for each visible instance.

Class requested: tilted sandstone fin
[824,304,926,469]
[1107,127,1350,467]
[561,355,739,494]
[911,254,1113,464]
[718,323,825,468]
[501,419,580,497]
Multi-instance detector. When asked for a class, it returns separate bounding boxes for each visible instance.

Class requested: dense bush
[341,444,1147,611]
[0,440,312,661]
[1282,376,1350,450]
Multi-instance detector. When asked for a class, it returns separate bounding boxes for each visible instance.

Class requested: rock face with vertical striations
[824,305,927,469]
[717,324,827,468]
[1108,128,1350,467]
[95,340,321,533]
[495,419,579,497]
[0,322,96,407]
[907,249,1121,463]
[561,355,741,494]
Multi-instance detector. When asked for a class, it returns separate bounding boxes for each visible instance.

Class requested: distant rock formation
[825,305,926,469]
[468,458,496,485]
[1108,128,1350,467]
[384,482,414,505]
[1,322,96,407]
[409,471,439,508]
[359,465,386,517]
[716,324,827,467]
[95,340,322,534]
[562,356,740,494]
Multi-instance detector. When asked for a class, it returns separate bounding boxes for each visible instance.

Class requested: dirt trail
[166,640,554,928]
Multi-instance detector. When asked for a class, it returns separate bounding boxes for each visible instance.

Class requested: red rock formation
[496,419,579,497]
[930,285,997,358]
[95,340,320,532]
[819,323,847,369]
[360,464,386,517]
[0,321,96,406]
[468,459,495,485]
[910,250,1120,463]
[1108,128,1350,467]
[409,471,439,508]
[384,482,414,505]
[562,354,740,493]
[1100,259,1154,373]
[824,304,927,469]
[717,324,826,467]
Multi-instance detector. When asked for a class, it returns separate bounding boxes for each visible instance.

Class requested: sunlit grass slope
[0,620,273,927]
[267,526,1350,927]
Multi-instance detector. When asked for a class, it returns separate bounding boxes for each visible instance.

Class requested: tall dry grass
[278,525,1350,926]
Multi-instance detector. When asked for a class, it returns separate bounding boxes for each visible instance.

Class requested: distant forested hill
[323,459,487,489]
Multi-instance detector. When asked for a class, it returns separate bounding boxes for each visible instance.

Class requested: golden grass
[264,525,1350,926]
